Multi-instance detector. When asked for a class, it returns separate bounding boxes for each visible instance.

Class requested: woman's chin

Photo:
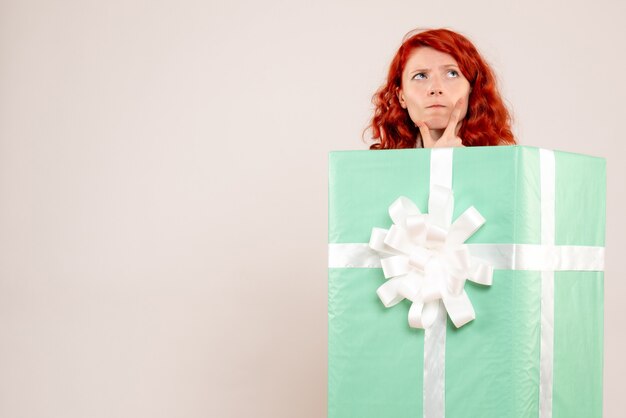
[424,119,448,130]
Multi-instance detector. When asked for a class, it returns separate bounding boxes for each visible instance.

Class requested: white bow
[369,186,493,329]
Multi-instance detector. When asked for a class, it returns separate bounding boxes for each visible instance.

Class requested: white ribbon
[539,148,555,418]
[425,148,451,418]
[369,191,493,329]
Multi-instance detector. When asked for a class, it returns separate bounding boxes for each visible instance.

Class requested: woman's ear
[396,88,407,109]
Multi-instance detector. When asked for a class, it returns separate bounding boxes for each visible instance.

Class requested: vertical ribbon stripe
[423,148,454,418]
[430,148,453,192]
[539,149,555,418]
[423,300,447,418]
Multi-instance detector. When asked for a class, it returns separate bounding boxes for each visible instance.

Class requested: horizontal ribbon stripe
[328,243,605,271]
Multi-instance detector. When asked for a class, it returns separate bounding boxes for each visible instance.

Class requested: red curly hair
[366,28,515,149]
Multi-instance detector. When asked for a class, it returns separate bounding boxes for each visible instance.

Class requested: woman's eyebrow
[409,64,459,75]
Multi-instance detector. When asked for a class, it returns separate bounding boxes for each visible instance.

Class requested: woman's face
[397,47,471,131]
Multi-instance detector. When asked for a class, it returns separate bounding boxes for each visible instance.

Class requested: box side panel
[554,152,606,246]
[552,152,605,418]
[553,271,603,418]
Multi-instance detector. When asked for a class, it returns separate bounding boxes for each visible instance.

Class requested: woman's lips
[427,104,446,108]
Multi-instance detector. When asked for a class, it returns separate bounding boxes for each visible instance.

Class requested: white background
[1,0,624,416]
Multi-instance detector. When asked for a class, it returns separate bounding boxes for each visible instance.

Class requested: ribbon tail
[447,206,486,245]
[398,271,425,301]
[408,301,425,329]
[423,299,447,418]
[442,290,476,328]
[418,300,440,329]
[380,255,410,278]
[468,259,494,286]
[376,276,406,307]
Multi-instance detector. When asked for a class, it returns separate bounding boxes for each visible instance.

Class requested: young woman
[366,28,516,149]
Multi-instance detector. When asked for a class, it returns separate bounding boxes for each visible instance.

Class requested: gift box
[328,146,605,418]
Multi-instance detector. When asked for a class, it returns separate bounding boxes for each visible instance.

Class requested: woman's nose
[428,77,444,96]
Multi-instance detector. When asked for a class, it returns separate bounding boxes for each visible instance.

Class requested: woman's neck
[427,129,445,141]
[417,129,445,147]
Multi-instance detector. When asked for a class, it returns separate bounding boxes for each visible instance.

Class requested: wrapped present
[328,146,605,418]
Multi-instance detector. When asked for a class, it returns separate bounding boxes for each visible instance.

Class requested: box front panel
[329,148,538,417]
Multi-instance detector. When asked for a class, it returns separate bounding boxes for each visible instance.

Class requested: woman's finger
[416,121,433,147]
[442,97,465,139]
[437,136,463,148]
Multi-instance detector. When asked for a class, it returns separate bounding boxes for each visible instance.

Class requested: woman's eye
[412,72,427,80]
[447,69,459,77]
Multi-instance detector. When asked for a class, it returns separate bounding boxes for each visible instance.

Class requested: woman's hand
[416,98,466,148]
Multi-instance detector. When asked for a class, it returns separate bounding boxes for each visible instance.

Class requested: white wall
[1,0,624,416]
